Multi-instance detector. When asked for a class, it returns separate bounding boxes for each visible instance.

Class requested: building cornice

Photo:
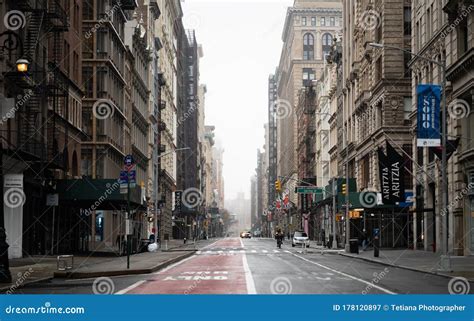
[282,7,342,42]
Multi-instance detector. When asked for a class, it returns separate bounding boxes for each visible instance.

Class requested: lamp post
[368,43,449,269]
[156,147,190,249]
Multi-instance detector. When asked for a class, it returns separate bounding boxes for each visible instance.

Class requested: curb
[339,253,474,281]
[0,276,54,293]
[52,250,196,280]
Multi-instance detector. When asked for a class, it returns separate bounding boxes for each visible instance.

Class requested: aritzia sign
[378,142,406,205]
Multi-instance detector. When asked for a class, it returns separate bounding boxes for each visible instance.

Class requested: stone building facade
[276,0,342,234]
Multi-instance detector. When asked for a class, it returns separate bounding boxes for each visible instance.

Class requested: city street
[13,238,471,295]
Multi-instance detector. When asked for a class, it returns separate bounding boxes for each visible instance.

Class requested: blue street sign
[119,171,128,184]
[119,170,136,184]
[124,154,134,166]
[129,170,136,184]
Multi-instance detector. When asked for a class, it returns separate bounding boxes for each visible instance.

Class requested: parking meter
[373,228,380,257]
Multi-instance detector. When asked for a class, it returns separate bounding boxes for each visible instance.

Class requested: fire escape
[15,0,69,173]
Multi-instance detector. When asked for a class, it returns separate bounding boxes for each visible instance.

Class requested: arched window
[303,33,314,60]
[322,33,333,58]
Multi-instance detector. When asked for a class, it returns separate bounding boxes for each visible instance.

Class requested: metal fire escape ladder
[46,0,69,170]
[18,8,47,162]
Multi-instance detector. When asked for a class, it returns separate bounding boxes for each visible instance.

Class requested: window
[403,97,412,121]
[302,16,307,26]
[457,18,469,55]
[330,17,335,26]
[361,154,370,189]
[322,33,333,58]
[303,33,314,60]
[303,68,315,86]
[375,57,382,82]
[320,17,326,26]
[311,17,316,26]
[427,7,432,39]
[404,51,412,77]
[404,6,412,36]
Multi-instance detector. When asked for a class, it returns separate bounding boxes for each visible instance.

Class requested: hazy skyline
[182,0,293,201]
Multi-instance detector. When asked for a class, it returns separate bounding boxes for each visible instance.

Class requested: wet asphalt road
[12,238,472,295]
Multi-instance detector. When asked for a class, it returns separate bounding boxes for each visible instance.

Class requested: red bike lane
[126,238,255,294]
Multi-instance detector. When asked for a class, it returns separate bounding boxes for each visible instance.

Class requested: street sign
[120,170,136,184]
[296,186,323,194]
[46,194,59,206]
[124,154,135,166]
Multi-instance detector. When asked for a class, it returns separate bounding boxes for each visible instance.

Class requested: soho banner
[417,84,441,147]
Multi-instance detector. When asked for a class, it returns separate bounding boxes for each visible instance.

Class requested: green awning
[56,179,146,211]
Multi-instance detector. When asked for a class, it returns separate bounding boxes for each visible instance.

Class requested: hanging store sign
[378,142,406,205]
[417,84,441,147]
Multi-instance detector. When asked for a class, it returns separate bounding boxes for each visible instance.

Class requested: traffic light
[341,183,347,195]
[275,180,282,193]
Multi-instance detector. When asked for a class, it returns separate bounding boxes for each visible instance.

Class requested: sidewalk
[340,248,474,281]
[0,239,218,293]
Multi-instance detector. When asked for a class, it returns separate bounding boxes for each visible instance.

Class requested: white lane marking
[241,238,256,294]
[262,250,268,253]
[273,250,280,253]
[116,254,197,295]
[291,253,396,295]
[251,250,257,253]
[115,280,146,295]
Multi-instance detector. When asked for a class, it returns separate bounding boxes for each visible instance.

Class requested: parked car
[240,231,252,238]
[292,231,310,247]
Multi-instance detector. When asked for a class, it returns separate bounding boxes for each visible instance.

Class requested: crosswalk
[196,249,291,255]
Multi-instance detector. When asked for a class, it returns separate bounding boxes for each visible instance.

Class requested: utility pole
[332,178,338,249]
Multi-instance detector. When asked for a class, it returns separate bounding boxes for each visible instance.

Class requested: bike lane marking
[122,238,249,294]
[240,237,256,294]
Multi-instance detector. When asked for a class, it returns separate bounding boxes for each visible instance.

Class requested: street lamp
[15,58,29,73]
[368,42,450,269]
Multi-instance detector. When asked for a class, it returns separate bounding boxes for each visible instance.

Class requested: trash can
[349,239,359,254]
